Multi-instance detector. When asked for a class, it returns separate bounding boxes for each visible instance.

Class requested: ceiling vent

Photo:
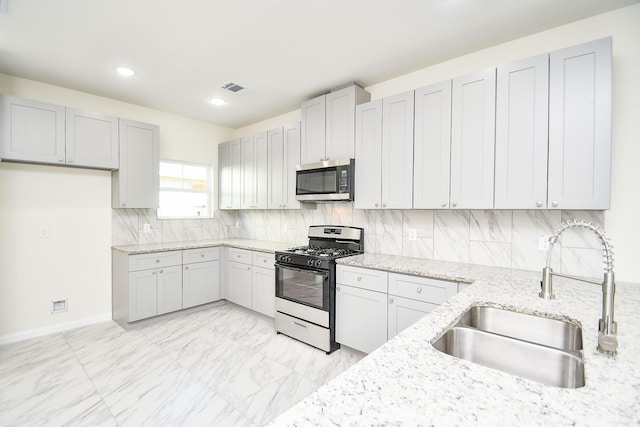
[221,82,246,93]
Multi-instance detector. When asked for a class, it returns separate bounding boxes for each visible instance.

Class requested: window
[158,160,212,219]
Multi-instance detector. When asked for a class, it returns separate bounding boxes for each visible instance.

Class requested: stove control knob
[315,260,323,268]
[307,259,314,267]
[286,256,292,263]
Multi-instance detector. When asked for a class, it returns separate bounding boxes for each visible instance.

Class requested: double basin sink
[432,305,585,388]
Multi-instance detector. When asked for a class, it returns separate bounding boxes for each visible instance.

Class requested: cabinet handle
[357,276,362,282]
[374,203,379,208]
[337,286,341,292]
[185,266,189,270]
[389,298,394,304]
[68,158,73,163]
[292,321,307,329]
[58,156,64,162]
[416,287,422,294]
[121,202,126,207]
[382,203,387,208]
[452,202,457,208]
[152,271,156,275]
[155,259,160,263]
[201,254,205,257]
[441,202,447,208]
[159,269,163,273]
[536,201,543,208]
[552,201,559,207]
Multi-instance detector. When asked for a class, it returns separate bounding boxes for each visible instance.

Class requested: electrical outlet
[538,235,551,251]
[51,298,68,313]
[408,228,417,241]
[143,223,151,233]
[39,227,49,239]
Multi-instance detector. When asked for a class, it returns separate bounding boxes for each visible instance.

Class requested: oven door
[275,264,330,312]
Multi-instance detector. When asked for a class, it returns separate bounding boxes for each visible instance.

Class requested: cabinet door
[253,131,268,209]
[450,68,496,209]
[0,95,65,164]
[240,135,255,209]
[413,81,452,209]
[157,265,183,315]
[354,100,383,209]
[381,91,414,209]
[387,295,436,340]
[218,141,232,209]
[252,266,275,317]
[325,86,356,160]
[495,54,549,209]
[66,108,119,169]
[128,269,158,322]
[183,260,220,308]
[229,139,242,209]
[335,284,387,354]
[113,119,159,208]
[548,37,612,210]
[300,95,326,163]
[267,127,285,209]
[282,122,301,209]
[226,260,252,309]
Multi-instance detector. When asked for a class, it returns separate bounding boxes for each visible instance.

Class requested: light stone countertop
[111,238,295,255]
[271,253,640,426]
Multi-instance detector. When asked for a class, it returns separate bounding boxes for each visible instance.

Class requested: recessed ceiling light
[116,67,135,77]
[209,97,226,106]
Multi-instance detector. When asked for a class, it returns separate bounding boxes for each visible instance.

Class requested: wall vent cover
[221,82,246,93]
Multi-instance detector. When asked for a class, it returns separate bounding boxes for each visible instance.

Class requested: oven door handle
[276,264,329,279]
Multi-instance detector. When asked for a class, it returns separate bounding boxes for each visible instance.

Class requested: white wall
[232,4,640,282]
[0,74,233,340]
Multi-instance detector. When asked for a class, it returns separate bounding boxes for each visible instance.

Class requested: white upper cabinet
[0,95,118,170]
[218,139,241,210]
[381,91,414,209]
[354,99,383,209]
[268,123,300,209]
[413,81,452,209]
[495,54,549,209]
[548,37,612,210]
[300,85,370,164]
[241,132,268,209]
[450,68,496,209]
[66,108,119,169]
[112,119,159,209]
[300,95,326,164]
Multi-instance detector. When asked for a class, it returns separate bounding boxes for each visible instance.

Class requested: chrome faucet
[540,219,618,355]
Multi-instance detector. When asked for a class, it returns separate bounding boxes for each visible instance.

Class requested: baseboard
[0,313,113,345]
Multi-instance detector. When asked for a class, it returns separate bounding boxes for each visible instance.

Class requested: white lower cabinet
[336,265,459,353]
[183,247,221,309]
[113,247,222,327]
[224,248,275,315]
[251,252,275,317]
[122,250,183,323]
[387,296,436,340]
[336,284,388,354]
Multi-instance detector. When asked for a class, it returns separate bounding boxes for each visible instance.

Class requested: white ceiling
[0,0,637,129]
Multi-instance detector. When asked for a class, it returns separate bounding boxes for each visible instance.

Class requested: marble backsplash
[112,206,606,278]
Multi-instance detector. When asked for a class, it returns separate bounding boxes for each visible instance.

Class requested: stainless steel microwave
[295,159,354,202]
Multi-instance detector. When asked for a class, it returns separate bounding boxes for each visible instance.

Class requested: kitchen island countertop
[271,253,640,426]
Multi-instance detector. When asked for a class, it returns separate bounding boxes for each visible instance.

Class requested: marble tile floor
[0,303,365,427]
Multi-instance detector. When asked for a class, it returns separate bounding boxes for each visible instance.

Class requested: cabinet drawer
[336,265,387,293]
[252,251,275,269]
[183,246,221,264]
[129,251,182,272]
[227,248,252,264]
[388,273,457,304]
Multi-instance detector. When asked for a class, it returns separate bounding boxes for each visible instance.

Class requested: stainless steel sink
[458,305,583,351]
[432,306,585,388]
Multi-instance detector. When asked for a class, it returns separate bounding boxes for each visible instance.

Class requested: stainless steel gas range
[274,225,364,354]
